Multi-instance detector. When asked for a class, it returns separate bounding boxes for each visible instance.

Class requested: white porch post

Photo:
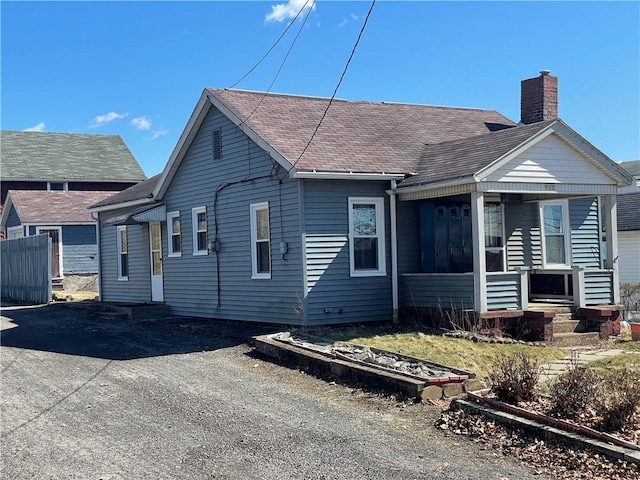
[604,194,620,304]
[471,191,487,314]
[389,181,399,324]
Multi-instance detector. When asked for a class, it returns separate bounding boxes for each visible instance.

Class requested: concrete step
[554,312,575,322]
[551,332,600,347]
[95,311,128,322]
[553,319,584,334]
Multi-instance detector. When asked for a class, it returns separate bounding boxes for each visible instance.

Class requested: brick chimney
[520,70,558,124]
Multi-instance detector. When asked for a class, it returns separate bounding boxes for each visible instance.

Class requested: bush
[488,352,541,404]
[549,351,598,419]
[597,369,640,432]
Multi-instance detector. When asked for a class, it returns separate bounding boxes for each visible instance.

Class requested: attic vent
[212,129,222,160]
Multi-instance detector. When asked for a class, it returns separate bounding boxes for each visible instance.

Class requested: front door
[149,222,164,302]
[36,227,62,278]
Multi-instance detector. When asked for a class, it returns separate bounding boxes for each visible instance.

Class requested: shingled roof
[1,131,146,182]
[400,120,556,187]
[618,192,640,231]
[208,89,516,174]
[89,174,161,209]
[5,190,115,223]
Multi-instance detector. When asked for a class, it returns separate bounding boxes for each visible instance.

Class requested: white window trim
[484,202,506,273]
[348,197,386,277]
[47,181,68,191]
[167,211,181,257]
[116,225,128,281]
[192,206,208,256]
[539,199,572,269]
[7,226,24,239]
[250,202,271,279]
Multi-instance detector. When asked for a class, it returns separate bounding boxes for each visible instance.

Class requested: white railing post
[572,266,586,308]
[517,267,529,311]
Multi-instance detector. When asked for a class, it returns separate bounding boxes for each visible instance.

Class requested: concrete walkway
[539,347,628,382]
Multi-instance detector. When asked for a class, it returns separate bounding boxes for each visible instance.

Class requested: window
[212,128,222,160]
[48,182,67,191]
[540,200,571,267]
[167,211,181,257]
[192,206,208,255]
[250,202,271,279]
[348,197,386,277]
[117,226,128,280]
[484,203,505,272]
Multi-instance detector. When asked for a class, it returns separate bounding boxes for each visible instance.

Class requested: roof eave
[292,171,406,181]
[88,197,156,214]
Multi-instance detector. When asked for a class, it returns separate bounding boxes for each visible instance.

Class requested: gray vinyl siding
[161,106,302,323]
[505,202,541,269]
[98,209,151,303]
[61,225,98,274]
[303,179,392,324]
[396,200,420,302]
[584,270,613,305]
[5,204,21,228]
[401,273,474,310]
[569,197,600,268]
[486,272,521,310]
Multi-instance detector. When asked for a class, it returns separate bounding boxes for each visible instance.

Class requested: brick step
[551,332,600,347]
[552,319,586,334]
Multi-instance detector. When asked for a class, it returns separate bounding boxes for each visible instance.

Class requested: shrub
[488,352,541,404]
[549,351,598,419]
[597,369,640,432]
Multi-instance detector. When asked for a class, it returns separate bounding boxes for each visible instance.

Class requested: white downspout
[390,180,399,324]
[91,212,103,302]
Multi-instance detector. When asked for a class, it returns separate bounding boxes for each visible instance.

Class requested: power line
[227,0,314,90]
[285,0,376,176]
[235,1,314,128]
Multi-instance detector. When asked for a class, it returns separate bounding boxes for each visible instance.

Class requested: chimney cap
[540,69,551,76]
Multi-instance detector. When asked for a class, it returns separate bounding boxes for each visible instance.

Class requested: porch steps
[60,301,171,321]
[552,331,601,348]
[524,304,621,346]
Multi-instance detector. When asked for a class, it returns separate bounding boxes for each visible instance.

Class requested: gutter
[292,171,405,181]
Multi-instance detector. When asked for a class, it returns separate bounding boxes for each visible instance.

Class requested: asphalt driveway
[1,303,548,480]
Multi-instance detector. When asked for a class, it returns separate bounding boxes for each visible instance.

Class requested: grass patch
[312,325,567,380]
[586,351,640,377]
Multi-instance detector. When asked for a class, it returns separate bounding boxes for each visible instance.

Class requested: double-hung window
[484,203,505,272]
[117,225,128,280]
[348,197,386,277]
[167,211,181,257]
[192,206,208,255]
[540,200,571,267]
[250,202,271,279]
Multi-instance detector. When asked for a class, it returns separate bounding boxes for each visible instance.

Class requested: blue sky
[2,1,639,177]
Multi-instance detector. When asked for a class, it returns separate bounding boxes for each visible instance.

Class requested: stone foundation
[62,274,98,292]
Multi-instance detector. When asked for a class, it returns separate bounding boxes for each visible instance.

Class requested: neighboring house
[90,72,634,325]
[617,161,640,284]
[1,131,146,290]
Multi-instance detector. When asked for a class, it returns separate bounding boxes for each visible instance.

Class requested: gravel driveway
[1,303,548,480]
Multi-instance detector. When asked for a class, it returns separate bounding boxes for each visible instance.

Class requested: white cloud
[265,0,315,23]
[339,14,359,27]
[89,112,128,128]
[23,122,45,132]
[131,116,152,131]
[151,129,168,140]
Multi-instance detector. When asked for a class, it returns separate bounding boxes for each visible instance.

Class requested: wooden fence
[1,234,52,304]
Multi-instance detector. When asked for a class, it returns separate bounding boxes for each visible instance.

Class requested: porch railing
[401,273,474,310]
[486,270,527,311]
[572,267,614,307]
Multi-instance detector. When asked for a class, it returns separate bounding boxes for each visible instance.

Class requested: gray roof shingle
[89,174,161,209]
[620,160,640,178]
[7,190,115,223]
[618,192,640,231]
[399,120,556,188]
[1,131,146,182]
[209,89,516,175]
